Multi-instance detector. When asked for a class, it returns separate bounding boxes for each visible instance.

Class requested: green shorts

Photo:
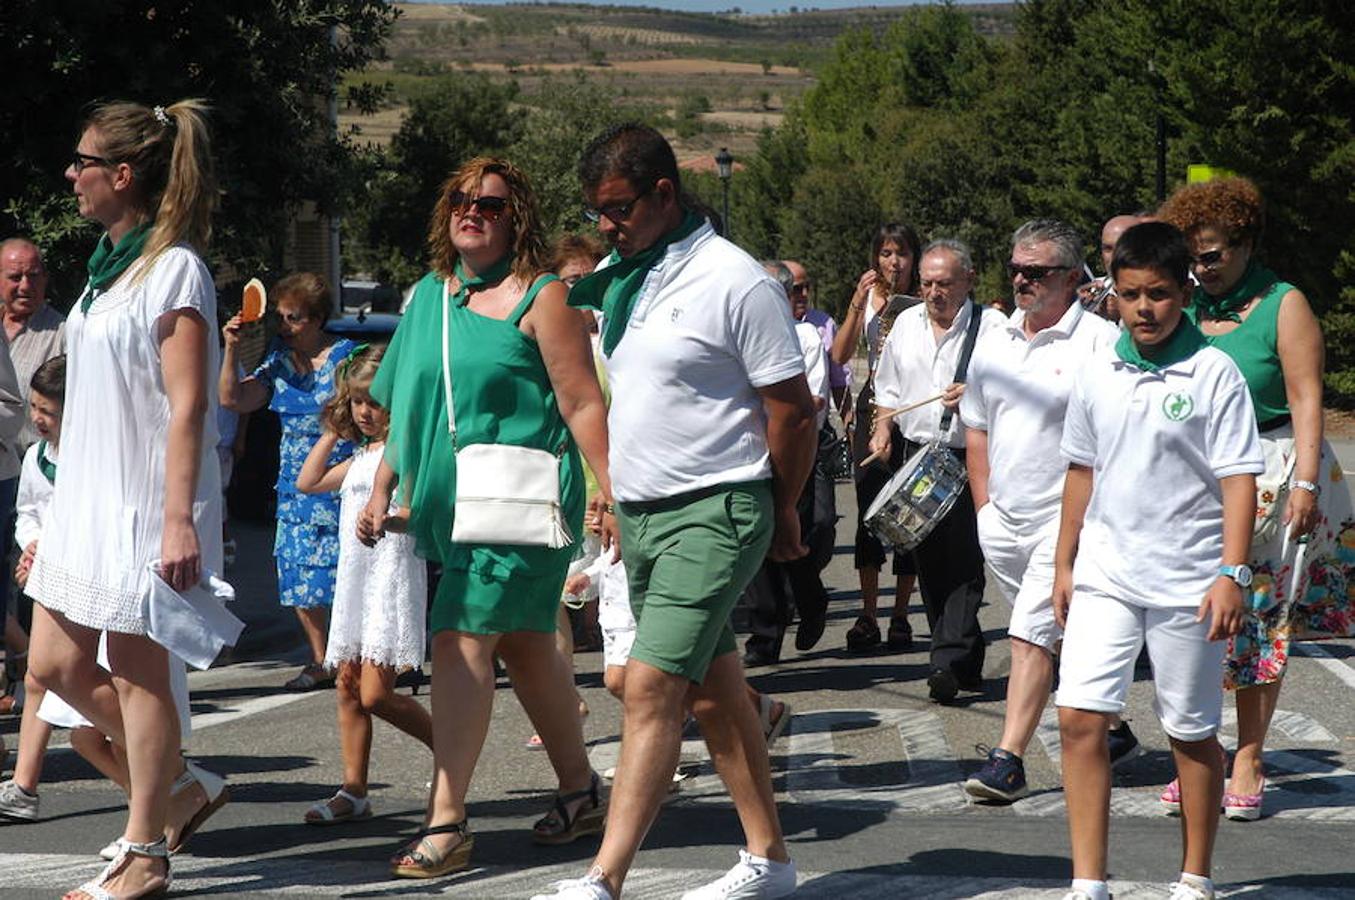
[617,480,773,683]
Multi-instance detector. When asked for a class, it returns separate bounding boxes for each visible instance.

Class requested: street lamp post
[715,147,734,240]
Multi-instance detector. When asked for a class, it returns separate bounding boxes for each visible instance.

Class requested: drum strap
[937,300,983,436]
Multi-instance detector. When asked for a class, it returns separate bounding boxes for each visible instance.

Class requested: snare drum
[863,441,967,551]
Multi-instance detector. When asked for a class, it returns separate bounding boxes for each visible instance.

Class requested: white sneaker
[1168,882,1213,900]
[680,850,797,899]
[530,869,614,900]
[0,779,39,821]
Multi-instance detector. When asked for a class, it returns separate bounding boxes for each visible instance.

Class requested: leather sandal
[166,761,230,853]
[389,821,474,879]
[532,772,607,845]
[758,694,793,744]
[304,788,372,825]
[67,835,171,900]
[285,663,334,692]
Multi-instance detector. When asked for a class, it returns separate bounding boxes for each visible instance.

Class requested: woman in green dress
[360,157,615,877]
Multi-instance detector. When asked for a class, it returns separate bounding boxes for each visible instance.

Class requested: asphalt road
[4,456,1355,898]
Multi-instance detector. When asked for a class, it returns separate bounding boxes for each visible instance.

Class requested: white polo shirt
[604,222,806,503]
[795,321,830,430]
[1060,342,1263,608]
[961,301,1118,532]
[873,299,1005,448]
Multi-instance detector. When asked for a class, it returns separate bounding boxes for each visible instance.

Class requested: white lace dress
[324,444,426,670]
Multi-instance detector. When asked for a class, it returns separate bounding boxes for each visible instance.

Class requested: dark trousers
[902,439,986,682]
[745,431,836,658]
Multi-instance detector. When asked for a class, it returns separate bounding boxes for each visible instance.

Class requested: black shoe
[927,668,959,704]
[1108,722,1143,770]
[957,673,984,693]
[845,615,881,652]
[963,747,1029,803]
[794,606,827,652]
[885,617,913,651]
[743,645,780,668]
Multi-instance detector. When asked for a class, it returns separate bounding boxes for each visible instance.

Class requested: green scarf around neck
[1192,261,1277,324]
[1115,315,1209,373]
[83,221,153,314]
[567,210,704,356]
[36,440,56,485]
[450,255,513,305]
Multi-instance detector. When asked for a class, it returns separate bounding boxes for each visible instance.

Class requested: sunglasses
[72,151,113,173]
[790,281,812,295]
[448,191,511,222]
[1189,247,1232,271]
[1006,262,1071,282]
[583,183,655,225]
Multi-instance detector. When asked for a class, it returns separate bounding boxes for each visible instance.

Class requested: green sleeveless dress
[371,270,584,634]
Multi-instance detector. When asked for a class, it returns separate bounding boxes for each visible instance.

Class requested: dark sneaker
[742,645,780,668]
[963,747,1029,803]
[885,617,913,651]
[845,615,881,652]
[927,668,959,704]
[1107,722,1142,770]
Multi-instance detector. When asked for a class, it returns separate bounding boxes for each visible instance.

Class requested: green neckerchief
[36,440,56,484]
[567,210,704,356]
[83,221,153,314]
[1115,315,1209,373]
[450,255,512,306]
[1192,261,1277,324]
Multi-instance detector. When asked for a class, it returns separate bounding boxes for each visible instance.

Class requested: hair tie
[153,105,171,127]
[337,342,371,383]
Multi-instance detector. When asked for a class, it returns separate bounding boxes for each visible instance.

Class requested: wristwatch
[1219,564,1253,588]
[1291,479,1321,498]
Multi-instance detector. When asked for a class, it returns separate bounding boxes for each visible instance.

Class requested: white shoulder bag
[442,279,573,549]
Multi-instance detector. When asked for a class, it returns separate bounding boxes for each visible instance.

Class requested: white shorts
[976,503,1060,650]
[596,556,636,670]
[1055,588,1225,741]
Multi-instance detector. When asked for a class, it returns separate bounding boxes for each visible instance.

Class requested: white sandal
[166,760,230,853]
[305,788,372,825]
[759,694,793,744]
[72,835,171,900]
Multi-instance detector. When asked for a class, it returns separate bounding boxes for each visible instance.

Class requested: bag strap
[441,279,458,449]
[937,300,983,436]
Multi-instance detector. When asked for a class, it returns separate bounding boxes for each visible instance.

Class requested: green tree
[0,0,397,301]
[779,166,883,317]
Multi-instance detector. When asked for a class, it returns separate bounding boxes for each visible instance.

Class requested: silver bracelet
[1291,479,1321,497]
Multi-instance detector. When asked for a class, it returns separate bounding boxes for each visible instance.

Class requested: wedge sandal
[532,771,607,846]
[389,821,474,879]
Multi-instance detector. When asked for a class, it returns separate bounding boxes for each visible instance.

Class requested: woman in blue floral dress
[220,272,355,690]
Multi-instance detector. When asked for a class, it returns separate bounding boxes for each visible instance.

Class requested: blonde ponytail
[83,98,218,277]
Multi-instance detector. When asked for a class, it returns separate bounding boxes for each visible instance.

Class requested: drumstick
[858,393,947,467]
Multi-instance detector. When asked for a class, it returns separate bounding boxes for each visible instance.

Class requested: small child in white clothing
[1052,222,1262,900]
[296,343,431,825]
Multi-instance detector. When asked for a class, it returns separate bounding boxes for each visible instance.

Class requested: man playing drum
[869,239,1003,703]
[959,219,1139,803]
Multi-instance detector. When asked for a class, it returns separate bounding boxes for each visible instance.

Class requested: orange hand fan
[240,278,267,323]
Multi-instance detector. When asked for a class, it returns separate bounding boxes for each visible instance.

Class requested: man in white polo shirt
[536,124,815,900]
[869,239,1004,703]
[959,219,1136,804]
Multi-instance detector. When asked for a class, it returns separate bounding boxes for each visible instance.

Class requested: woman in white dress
[26,99,222,900]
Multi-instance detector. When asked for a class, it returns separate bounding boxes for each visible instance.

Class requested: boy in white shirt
[1053,222,1261,900]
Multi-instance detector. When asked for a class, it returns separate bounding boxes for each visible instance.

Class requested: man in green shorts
[532,124,816,900]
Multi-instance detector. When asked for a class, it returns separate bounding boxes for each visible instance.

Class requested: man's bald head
[1100,215,1150,272]
[0,238,48,321]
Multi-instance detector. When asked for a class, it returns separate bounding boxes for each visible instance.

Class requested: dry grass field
[338,3,1016,158]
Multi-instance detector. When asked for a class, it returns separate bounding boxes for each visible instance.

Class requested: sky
[407,1,979,13]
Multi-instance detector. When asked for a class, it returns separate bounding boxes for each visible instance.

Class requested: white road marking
[1293,642,1355,691]
[44,690,315,750]
[1,853,1345,899]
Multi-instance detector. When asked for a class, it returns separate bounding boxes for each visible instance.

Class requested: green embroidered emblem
[1162,391,1194,422]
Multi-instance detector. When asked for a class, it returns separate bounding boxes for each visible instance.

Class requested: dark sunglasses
[791,281,812,295]
[1189,247,1232,271]
[583,183,655,225]
[1006,262,1071,282]
[448,191,511,222]
[72,151,113,173]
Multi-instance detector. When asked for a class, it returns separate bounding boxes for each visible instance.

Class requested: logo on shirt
[1162,391,1194,422]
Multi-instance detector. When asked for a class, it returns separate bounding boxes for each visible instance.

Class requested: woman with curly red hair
[1157,176,1355,822]
[358,158,614,877]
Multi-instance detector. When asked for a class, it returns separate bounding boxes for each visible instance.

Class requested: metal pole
[722,179,731,241]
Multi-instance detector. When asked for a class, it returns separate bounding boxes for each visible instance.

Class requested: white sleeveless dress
[324,444,427,670]
[27,246,223,636]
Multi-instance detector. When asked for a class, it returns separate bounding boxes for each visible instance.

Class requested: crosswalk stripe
[0,853,1348,898]
[1293,642,1355,691]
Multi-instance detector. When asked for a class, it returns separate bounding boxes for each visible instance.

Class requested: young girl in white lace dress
[296,344,431,824]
